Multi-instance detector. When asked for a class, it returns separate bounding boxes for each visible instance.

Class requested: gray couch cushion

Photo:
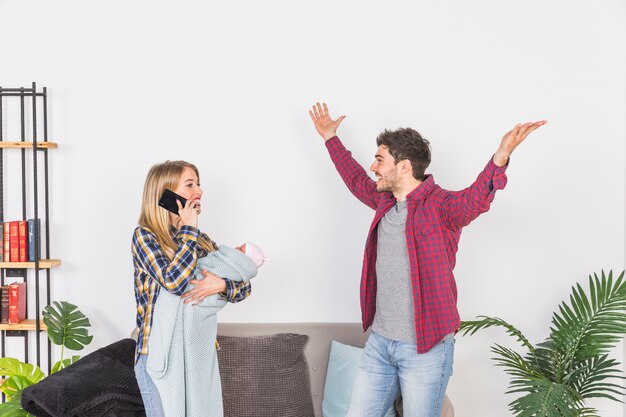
[217,333,314,417]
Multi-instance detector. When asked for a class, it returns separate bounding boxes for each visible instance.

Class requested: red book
[18,221,28,262]
[8,282,26,324]
[0,286,9,324]
[3,222,10,262]
[9,221,19,262]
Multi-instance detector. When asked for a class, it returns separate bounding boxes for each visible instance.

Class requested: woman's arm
[132,226,200,296]
[181,271,252,305]
[223,279,252,303]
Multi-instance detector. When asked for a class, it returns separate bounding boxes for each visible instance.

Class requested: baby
[192,241,268,303]
[236,243,267,266]
[233,242,268,268]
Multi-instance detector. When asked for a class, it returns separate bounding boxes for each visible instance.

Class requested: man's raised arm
[309,102,380,210]
[441,120,548,230]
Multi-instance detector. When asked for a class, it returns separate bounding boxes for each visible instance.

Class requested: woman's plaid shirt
[132,225,251,356]
[326,136,508,354]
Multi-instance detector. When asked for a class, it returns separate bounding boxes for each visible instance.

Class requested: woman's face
[174,166,203,214]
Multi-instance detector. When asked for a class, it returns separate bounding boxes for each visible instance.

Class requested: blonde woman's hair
[138,160,217,259]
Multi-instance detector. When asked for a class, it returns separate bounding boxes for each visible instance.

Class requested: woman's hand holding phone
[175,198,199,229]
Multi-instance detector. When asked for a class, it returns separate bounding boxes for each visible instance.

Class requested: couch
[21,323,454,417]
[217,322,454,417]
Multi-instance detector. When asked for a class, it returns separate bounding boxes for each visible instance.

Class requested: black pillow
[217,333,314,417]
[21,338,145,417]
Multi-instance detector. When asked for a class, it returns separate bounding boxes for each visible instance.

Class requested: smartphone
[158,189,187,215]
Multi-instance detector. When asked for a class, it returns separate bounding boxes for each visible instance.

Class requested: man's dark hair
[376,128,431,180]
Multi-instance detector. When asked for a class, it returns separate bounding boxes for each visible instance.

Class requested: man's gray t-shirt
[372,200,416,342]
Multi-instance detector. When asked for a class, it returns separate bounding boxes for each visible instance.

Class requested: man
[309,102,546,417]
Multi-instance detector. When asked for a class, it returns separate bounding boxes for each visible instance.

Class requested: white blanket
[147,245,257,417]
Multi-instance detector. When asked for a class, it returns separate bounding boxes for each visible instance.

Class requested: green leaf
[43,301,93,350]
[490,344,542,379]
[508,377,582,417]
[533,340,568,382]
[459,316,535,354]
[0,358,45,384]
[0,359,45,414]
[567,355,625,402]
[51,355,81,374]
[549,271,626,367]
[0,376,34,400]
[0,392,34,416]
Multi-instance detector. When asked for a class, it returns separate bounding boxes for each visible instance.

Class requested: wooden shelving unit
[0,83,56,375]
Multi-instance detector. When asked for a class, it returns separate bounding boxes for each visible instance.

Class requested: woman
[132,160,251,417]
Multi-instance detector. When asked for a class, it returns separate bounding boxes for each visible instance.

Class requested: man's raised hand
[309,102,346,141]
[493,120,548,167]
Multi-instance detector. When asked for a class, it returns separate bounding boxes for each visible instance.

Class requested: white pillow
[322,340,396,417]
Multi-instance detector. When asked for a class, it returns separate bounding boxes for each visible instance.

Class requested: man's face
[370,145,399,193]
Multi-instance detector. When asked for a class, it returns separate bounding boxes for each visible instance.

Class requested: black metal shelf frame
[0,82,53,373]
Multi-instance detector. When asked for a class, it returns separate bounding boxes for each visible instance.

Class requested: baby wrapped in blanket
[147,243,267,417]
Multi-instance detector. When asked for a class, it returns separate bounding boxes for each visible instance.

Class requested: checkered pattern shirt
[133,225,251,356]
[326,136,508,353]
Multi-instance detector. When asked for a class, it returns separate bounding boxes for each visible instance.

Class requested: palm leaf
[43,301,93,350]
[459,316,535,354]
[532,340,568,383]
[566,355,624,402]
[576,408,601,417]
[508,377,582,417]
[490,344,542,380]
[551,271,626,364]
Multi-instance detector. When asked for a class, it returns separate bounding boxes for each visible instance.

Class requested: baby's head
[236,242,268,268]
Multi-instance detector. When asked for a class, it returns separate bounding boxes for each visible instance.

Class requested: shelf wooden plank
[0,320,47,331]
[0,259,61,269]
[0,142,58,149]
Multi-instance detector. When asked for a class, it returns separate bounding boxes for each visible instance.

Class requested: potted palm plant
[459,270,626,416]
[0,301,92,416]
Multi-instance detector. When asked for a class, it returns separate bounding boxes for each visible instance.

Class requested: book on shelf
[0,218,42,263]
[18,220,28,262]
[4,222,11,262]
[0,286,9,324]
[9,221,19,262]
[8,282,26,324]
[28,218,41,262]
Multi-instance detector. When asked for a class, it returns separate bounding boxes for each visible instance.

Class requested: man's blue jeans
[134,354,165,417]
[346,331,455,417]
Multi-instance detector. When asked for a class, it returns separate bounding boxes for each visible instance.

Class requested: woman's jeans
[135,354,165,417]
[346,331,455,417]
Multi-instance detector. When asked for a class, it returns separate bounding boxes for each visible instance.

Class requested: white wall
[1,0,624,415]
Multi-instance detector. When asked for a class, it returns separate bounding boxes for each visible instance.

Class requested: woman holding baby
[131,160,265,417]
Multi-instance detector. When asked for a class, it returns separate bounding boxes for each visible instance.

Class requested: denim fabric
[135,354,165,417]
[346,331,454,417]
